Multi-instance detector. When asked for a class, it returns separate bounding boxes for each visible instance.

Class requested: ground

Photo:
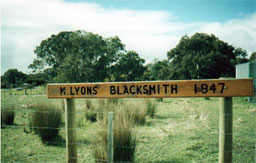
[1,88,255,162]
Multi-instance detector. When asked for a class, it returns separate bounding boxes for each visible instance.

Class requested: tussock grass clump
[113,112,136,161]
[30,103,62,144]
[84,99,148,125]
[98,99,106,106]
[1,105,15,126]
[146,100,157,118]
[84,100,97,122]
[85,110,97,122]
[125,103,146,125]
[156,98,163,102]
[107,98,119,105]
[86,99,93,109]
[96,102,118,121]
[93,111,136,162]
[93,145,107,163]
[84,98,124,123]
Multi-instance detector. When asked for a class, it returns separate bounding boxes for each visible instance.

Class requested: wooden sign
[47,79,253,98]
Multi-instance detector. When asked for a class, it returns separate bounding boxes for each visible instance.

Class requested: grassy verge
[1,93,255,162]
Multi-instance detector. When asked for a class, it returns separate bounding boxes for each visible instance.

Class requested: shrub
[1,106,15,126]
[93,111,136,162]
[30,103,62,144]
[146,100,157,118]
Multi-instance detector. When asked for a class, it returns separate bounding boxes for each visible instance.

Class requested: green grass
[92,111,136,162]
[1,86,46,96]
[30,103,63,144]
[1,89,255,163]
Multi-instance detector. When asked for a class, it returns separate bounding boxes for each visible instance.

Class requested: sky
[1,0,256,75]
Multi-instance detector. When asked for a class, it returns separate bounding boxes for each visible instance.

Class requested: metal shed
[236,61,256,102]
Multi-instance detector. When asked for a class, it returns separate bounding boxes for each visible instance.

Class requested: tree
[111,51,146,81]
[2,69,27,87]
[29,30,125,82]
[167,33,248,79]
[26,73,45,86]
[144,60,170,80]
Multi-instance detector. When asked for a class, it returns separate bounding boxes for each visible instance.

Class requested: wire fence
[1,88,46,96]
[1,92,256,162]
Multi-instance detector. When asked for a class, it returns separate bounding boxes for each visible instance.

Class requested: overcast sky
[1,0,256,75]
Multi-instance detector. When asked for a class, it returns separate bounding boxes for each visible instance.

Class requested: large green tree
[111,51,146,81]
[167,33,248,79]
[29,30,125,82]
[143,59,170,80]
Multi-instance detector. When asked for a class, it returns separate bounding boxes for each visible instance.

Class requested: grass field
[1,89,255,162]
[1,86,46,96]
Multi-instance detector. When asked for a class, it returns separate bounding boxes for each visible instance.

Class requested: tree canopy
[110,51,146,81]
[142,60,170,80]
[29,30,126,82]
[167,33,248,79]
[1,69,27,87]
[27,31,250,83]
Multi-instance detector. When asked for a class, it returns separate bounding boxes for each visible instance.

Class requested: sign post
[219,97,232,163]
[108,112,114,163]
[47,79,253,163]
[65,98,77,163]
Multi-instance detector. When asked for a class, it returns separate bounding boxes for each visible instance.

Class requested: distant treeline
[1,70,45,88]
[2,31,256,88]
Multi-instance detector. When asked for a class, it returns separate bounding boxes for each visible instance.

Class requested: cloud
[199,14,256,56]
[1,0,256,75]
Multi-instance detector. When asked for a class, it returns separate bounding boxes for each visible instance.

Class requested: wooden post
[107,112,114,163]
[65,98,77,163]
[219,97,232,163]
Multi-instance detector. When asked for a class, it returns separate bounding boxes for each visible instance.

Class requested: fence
[1,87,46,96]
[1,82,256,162]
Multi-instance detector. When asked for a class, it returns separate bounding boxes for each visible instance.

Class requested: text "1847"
[194,83,225,94]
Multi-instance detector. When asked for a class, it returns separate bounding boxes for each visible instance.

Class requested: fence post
[65,98,77,163]
[108,112,114,163]
[25,88,28,95]
[219,97,233,163]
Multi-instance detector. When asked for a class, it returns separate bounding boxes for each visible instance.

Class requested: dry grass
[145,99,157,118]
[29,103,63,144]
[84,99,97,122]
[92,109,136,162]
[124,103,147,125]
[1,105,15,126]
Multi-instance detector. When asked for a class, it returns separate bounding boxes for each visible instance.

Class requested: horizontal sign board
[47,79,253,98]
